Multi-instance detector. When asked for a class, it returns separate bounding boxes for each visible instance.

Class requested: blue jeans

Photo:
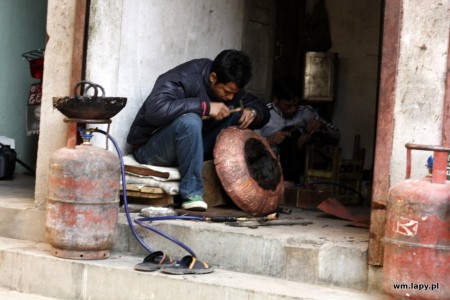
[134,113,239,199]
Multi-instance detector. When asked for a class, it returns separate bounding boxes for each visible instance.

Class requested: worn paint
[46,144,120,260]
[383,145,450,299]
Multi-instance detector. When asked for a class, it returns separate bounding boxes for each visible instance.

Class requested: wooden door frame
[368,0,401,266]
[70,0,89,90]
[442,23,450,146]
[368,0,450,265]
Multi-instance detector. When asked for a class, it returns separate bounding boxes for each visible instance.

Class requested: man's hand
[237,108,256,129]
[267,131,291,146]
[306,119,322,134]
[296,119,322,149]
[297,132,312,150]
[209,102,231,120]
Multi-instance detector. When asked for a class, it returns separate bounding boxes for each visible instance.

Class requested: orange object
[214,127,283,216]
[317,197,369,227]
[46,142,120,259]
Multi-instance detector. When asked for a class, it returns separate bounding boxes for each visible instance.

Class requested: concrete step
[0,204,382,293]
[113,208,374,291]
[0,237,382,300]
[0,287,60,300]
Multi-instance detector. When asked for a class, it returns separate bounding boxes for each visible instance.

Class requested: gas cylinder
[46,129,120,260]
[383,143,450,300]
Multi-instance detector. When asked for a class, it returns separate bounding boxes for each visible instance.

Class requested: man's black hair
[272,75,299,101]
[211,49,252,88]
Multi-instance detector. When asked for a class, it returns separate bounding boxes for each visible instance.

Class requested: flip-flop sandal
[160,255,214,275]
[134,251,175,272]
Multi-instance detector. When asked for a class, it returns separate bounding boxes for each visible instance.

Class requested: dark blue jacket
[127,58,270,146]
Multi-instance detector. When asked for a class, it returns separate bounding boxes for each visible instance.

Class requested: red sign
[28,83,42,106]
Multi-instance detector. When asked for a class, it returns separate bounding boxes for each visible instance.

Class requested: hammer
[202,100,244,120]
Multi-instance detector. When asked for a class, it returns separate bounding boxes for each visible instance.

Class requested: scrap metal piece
[317,197,369,228]
[226,219,313,228]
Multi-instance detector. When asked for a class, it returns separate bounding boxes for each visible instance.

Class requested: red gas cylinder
[46,131,120,260]
[383,143,450,299]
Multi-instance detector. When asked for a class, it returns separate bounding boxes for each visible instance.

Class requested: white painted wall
[85,0,246,152]
[391,0,449,184]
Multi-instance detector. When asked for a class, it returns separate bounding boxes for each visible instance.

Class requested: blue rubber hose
[93,128,198,257]
[134,216,202,257]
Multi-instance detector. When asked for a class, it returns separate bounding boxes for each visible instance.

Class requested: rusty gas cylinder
[46,136,120,260]
[383,143,450,299]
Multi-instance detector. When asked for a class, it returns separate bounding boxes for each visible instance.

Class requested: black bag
[0,142,16,180]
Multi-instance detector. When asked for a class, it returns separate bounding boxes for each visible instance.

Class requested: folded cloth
[123,155,180,181]
[124,175,179,195]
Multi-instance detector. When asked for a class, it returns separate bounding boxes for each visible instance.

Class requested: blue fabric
[134,113,240,199]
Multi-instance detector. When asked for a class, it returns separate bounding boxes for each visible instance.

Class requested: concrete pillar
[34,0,80,208]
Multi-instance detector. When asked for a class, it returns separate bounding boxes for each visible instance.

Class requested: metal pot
[53,81,127,120]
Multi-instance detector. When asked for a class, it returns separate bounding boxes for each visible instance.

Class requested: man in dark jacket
[127,49,270,211]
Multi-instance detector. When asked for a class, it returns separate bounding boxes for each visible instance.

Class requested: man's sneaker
[181,196,208,211]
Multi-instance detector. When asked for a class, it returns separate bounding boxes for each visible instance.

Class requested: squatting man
[127,49,270,211]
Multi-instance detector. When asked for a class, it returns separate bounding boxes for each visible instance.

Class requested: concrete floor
[0,173,59,299]
[0,172,36,208]
[0,172,384,299]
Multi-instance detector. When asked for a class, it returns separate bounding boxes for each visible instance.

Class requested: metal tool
[225,219,313,228]
[202,212,278,223]
[202,100,244,120]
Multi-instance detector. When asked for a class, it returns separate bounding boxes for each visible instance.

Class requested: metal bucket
[46,143,120,259]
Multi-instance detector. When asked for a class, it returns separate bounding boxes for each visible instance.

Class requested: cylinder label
[395,217,419,237]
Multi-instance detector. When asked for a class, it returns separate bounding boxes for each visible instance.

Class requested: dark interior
[244,138,282,191]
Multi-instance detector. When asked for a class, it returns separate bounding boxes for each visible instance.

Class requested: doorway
[243,0,382,194]
[0,1,48,183]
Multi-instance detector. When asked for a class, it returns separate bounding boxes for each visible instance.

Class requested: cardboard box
[202,160,229,207]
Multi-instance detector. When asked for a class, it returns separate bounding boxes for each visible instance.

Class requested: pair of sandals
[134,251,214,275]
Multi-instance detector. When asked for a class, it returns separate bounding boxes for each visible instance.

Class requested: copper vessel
[214,127,283,216]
